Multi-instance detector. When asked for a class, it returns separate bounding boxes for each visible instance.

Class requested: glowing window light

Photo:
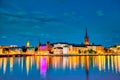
[40,46,47,49]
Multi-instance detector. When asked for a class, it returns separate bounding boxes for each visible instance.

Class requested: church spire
[84,28,90,45]
[85,28,88,38]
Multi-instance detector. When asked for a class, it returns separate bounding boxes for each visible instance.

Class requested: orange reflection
[0,58,3,68]
[3,58,7,74]
[10,57,13,72]
[36,56,40,70]
[26,57,30,75]
[51,57,62,69]
[0,55,120,76]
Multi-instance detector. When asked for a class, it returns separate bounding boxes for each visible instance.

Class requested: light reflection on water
[0,56,120,80]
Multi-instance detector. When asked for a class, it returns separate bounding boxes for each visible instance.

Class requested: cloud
[33,25,41,29]
[0,8,8,13]
[63,12,76,19]
[96,10,104,16]
[0,0,24,12]
[0,12,59,24]
[19,32,50,38]
[1,36,7,39]
[29,24,45,30]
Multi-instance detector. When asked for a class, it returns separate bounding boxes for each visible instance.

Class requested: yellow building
[0,48,2,54]
[96,46,104,54]
[116,45,120,53]
[108,45,120,54]
[26,41,30,47]
[87,45,104,54]
[0,46,10,54]
[69,45,79,54]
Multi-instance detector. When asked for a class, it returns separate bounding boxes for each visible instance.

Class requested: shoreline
[0,53,120,57]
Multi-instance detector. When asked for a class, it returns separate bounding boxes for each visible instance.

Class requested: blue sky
[0,0,120,47]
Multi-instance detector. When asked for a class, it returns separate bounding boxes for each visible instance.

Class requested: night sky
[0,0,120,47]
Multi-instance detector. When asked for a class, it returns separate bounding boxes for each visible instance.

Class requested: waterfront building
[69,45,80,54]
[53,43,68,54]
[10,45,18,47]
[63,46,68,54]
[0,48,2,54]
[46,41,52,53]
[87,45,104,54]
[116,45,120,53]
[108,45,120,54]
[108,46,116,53]
[36,41,52,54]
[37,45,49,54]
[54,43,68,48]
[53,47,63,54]
[82,28,105,54]
[79,46,88,53]
[0,46,10,54]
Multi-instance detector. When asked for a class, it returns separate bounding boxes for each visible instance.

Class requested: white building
[54,43,68,48]
[53,43,69,54]
[63,46,68,54]
[10,45,18,47]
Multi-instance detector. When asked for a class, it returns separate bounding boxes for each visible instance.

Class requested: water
[0,56,120,80]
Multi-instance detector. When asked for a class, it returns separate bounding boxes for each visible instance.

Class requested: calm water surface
[0,56,120,80]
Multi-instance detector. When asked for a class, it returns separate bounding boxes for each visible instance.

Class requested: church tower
[84,28,90,45]
[26,40,30,47]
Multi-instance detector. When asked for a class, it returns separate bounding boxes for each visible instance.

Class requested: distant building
[37,45,49,54]
[53,43,69,54]
[82,28,105,54]
[108,46,116,53]
[46,41,52,53]
[107,45,120,54]
[79,46,88,53]
[63,46,68,54]
[26,41,30,47]
[38,45,47,51]
[36,41,52,54]
[10,45,18,47]
[54,43,68,48]
[116,45,120,53]
[84,28,90,45]
[87,45,104,54]
[0,48,2,54]
[69,45,80,54]
[0,46,10,54]
[53,47,63,54]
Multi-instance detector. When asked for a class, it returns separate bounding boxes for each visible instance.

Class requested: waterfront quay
[0,52,120,57]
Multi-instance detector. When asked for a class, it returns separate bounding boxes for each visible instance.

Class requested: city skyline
[0,0,120,47]
[0,27,119,47]
[0,1,120,80]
